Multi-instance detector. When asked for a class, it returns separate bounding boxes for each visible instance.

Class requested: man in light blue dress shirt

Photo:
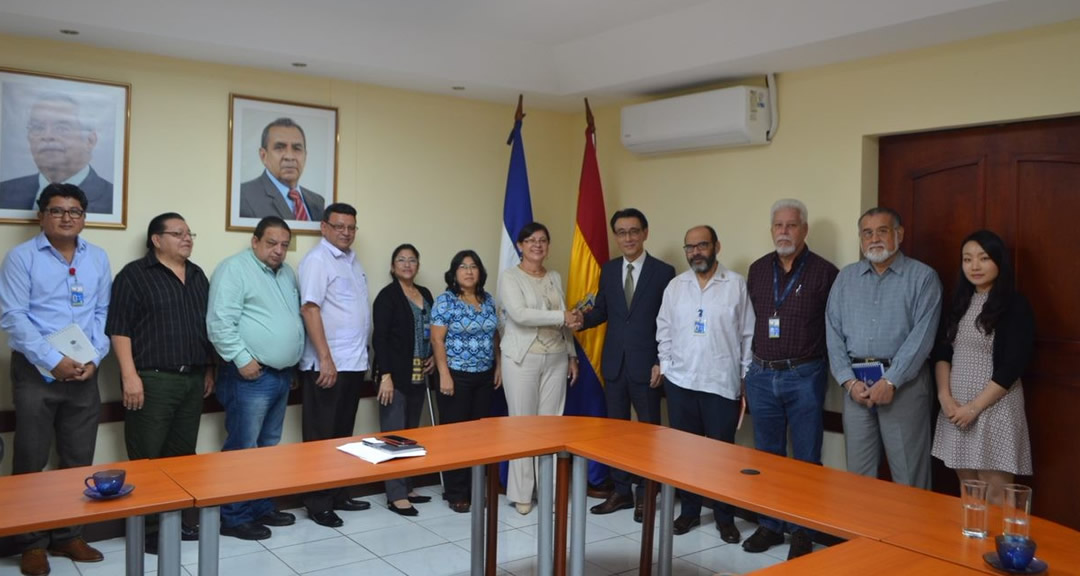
[0,183,111,575]
[826,207,942,489]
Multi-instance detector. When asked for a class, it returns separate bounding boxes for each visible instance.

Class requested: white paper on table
[337,440,427,464]
[36,323,96,377]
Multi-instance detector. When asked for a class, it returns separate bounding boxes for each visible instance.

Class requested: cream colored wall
[3,17,1080,475]
[585,18,1080,470]
[0,34,575,474]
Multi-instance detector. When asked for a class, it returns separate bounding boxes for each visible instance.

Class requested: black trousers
[301,370,363,513]
[436,369,494,503]
[379,382,428,502]
[604,364,663,498]
[11,351,100,550]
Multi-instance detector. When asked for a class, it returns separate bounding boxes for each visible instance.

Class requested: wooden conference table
[5,416,1078,576]
[0,459,192,576]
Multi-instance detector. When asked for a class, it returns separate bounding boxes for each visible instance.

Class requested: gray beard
[775,244,796,257]
[864,246,896,264]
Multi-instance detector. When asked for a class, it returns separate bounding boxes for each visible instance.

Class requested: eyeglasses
[27,121,84,137]
[521,237,549,246]
[325,222,358,233]
[458,263,479,270]
[614,228,643,239]
[45,207,85,219]
[683,241,712,253]
[395,258,418,265]
[160,230,197,239]
[860,226,893,240]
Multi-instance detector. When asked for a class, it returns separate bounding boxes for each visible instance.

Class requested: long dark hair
[444,250,488,302]
[944,230,1015,342]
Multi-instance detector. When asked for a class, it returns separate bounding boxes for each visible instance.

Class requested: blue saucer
[983,552,1047,575]
[84,483,135,501]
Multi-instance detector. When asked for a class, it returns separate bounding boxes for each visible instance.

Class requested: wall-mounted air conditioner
[621,85,772,155]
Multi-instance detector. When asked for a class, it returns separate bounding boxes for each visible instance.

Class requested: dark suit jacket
[239,172,325,221]
[583,253,676,383]
[0,167,114,214]
[372,281,434,392]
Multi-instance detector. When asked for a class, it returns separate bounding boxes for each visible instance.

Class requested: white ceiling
[2,0,1079,111]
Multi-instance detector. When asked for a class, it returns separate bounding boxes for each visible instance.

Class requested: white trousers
[501,351,568,504]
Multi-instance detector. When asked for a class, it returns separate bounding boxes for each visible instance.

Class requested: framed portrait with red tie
[227,94,338,234]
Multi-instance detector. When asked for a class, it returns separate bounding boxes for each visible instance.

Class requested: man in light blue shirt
[0,183,110,574]
[207,216,305,541]
[826,207,942,489]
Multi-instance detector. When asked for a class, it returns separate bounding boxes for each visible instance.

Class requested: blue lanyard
[772,255,807,313]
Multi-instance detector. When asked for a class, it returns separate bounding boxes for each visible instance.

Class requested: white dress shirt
[656,263,755,401]
[298,238,371,371]
[621,251,646,288]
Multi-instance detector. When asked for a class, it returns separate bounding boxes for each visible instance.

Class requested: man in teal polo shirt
[207,216,305,541]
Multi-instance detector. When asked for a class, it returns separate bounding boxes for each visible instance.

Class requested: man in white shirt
[297,203,372,528]
[656,225,755,541]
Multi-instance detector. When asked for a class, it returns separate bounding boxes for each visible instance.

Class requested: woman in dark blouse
[932,230,1035,502]
[430,250,501,513]
[373,244,434,516]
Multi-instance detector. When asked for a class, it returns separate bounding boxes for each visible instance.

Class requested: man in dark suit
[582,208,676,521]
[0,93,113,214]
[239,118,326,221]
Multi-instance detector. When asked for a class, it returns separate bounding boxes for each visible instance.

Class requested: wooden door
[879,116,1080,530]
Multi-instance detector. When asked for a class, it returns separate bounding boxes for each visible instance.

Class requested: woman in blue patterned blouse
[430,249,501,513]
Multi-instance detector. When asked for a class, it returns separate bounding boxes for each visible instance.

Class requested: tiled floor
[0,486,819,575]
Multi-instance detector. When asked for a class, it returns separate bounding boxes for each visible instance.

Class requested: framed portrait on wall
[0,67,130,228]
[227,94,338,234]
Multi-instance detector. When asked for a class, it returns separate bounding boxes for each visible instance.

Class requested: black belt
[753,355,823,371]
[851,357,891,368]
[153,365,203,374]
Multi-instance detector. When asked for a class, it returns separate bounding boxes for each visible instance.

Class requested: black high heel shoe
[407,494,432,504]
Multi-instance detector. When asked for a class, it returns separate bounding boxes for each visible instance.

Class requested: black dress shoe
[221,522,271,541]
[590,492,634,515]
[181,522,199,541]
[634,502,644,523]
[672,514,700,535]
[256,510,296,527]
[407,494,432,504]
[388,502,419,516]
[311,510,344,528]
[787,530,814,560]
[742,526,784,552]
[334,498,372,511]
[716,521,742,544]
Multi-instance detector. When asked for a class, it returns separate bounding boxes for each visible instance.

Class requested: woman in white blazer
[498,222,580,514]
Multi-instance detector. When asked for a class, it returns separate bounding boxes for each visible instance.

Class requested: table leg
[537,454,554,576]
[554,452,570,576]
[124,515,144,576]
[658,484,675,576]
[638,480,658,576]
[569,455,587,576]
[198,506,220,576]
[486,462,500,576]
[471,464,485,576]
[158,510,182,576]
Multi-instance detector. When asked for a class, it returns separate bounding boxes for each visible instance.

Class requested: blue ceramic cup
[84,469,126,496]
[995,534,1036,570]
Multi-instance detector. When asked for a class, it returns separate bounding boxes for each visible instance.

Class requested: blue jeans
[744,357,827,535]
[216,363,292,527]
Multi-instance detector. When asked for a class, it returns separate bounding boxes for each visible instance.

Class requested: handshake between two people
[563,309,584,330]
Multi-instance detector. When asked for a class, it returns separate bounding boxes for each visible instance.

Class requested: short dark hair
[37,183,87,212]
[390,243,419,280]
[322,202,357,222]
[610,208,648,232]
[254,216,291,240]
[692,224,719,244]
[147,212,185,250]
[859,207,903,229]
[516,221,550,244]
[444,250,488,302]
[260,117,307,149]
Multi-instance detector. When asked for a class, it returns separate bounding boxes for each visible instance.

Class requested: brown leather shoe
[20,548,50,576]
[590,492,634,515]
[48,538,103,563]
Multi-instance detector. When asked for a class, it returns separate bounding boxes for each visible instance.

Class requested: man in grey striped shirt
[825,207,942,489]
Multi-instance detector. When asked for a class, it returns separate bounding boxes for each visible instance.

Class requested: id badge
[693,314,706,335]
[768,316,781,339]
[70,283,85,307]
[423,321,431,340]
